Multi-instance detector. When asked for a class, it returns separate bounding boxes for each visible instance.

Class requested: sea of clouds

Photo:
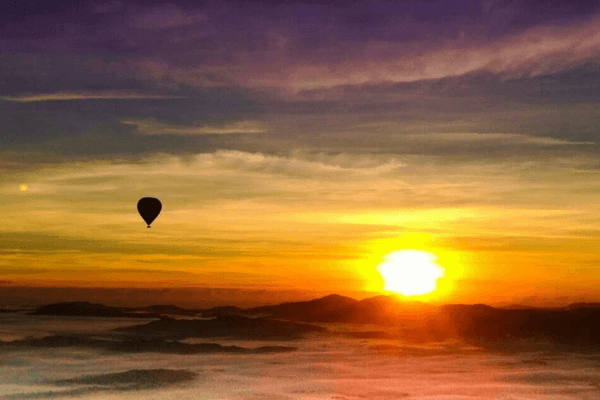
[1,312,600,399]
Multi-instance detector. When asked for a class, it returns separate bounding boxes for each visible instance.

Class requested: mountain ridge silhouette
[26,295,600,347]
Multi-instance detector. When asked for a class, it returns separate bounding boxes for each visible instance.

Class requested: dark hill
[244,294,358,319]
[56,369,197,389]
[199,306,244,317]
[145,305,197,315]
[115,314,326,340]
[430,304,600,346]
[355,295,435,322]
[33,302,128,317]
[243,294,436,325]
[4,334,296,355]
[32,302,159,318]
[566,302,600,310]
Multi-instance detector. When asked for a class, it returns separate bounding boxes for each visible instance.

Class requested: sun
[377,250,444,296]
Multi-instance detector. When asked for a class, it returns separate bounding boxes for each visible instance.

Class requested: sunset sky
[1,0,600,307]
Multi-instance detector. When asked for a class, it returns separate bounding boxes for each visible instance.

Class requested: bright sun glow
[377,250,444,296]
[19,184,28,191]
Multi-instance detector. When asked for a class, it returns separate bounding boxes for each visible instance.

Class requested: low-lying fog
[1,313,600,400]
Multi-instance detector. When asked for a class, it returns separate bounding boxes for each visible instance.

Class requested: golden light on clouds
[19,184,28,191]
[2,149,600,304]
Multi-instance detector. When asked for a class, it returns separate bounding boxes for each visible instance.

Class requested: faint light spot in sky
[19,184,28,191]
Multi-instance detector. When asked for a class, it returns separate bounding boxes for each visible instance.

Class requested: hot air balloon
[137,197,162,228]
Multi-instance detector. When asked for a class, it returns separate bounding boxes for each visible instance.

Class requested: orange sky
[2,152,600,307]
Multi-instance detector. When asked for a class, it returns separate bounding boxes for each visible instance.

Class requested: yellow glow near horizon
[19,184,28,191]
[377,250,445,296]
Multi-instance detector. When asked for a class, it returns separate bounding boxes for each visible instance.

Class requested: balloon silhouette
[137,197,162,228]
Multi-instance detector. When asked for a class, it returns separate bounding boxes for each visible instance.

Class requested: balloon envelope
[137,197,162,228]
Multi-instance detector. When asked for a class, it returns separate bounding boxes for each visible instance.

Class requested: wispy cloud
[100,13,600,92]
[0,92,187,102]
[121,119,269,135]
[3,150,600,240]
[394,133,595,146]
[128,5,207,30]
[5,1,597,96]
